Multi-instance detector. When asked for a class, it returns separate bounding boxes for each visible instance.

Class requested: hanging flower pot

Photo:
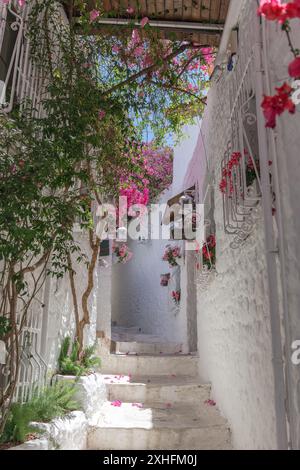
[171,290,181,306]
[162,245,182,268]
[160,273,171,287]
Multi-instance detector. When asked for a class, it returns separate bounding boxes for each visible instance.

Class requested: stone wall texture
[196,0,300,450]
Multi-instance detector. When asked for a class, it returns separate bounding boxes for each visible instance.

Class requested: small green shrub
[58,336,100,376]
[0,316,11,339]
[0,381,78,444]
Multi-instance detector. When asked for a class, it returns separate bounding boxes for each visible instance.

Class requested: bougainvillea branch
[258,0,300,127]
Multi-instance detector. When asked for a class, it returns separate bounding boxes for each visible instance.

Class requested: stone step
[103,375,210,404]
[88,402,231,450]
[98,351,198,376]
[112,326,142,336]
[113,340,183,355]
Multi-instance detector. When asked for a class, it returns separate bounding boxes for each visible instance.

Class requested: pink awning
[182,130,207,202]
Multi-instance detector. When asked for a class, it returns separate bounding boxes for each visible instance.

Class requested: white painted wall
[111,222,188,347]
[265,13,300,449]
[44,232,98,371]
[111,123,200,345]
[195,0,300,450]
[172,121,201,195]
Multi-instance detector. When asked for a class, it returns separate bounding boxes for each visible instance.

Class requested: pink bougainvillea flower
[131,29,140,45]
[134,46,144,57]
[90,9,100,22]
[140,17,149,28]
[19,0,26,6]
[205,399,216,406]
[288,56,300,78]
[261,82,295,128]
[257,0,285,21]
[111,400,122,407]
[98,109,106,120]
[126,6,135,14]
[112,44,121,54]
[283,0,300,20]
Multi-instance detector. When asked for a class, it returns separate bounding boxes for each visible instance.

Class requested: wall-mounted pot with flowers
[171,290,181,306]
[162,245,182,268]
[112,243,133,264]
[195,235,217,290]
[160,273,171,287]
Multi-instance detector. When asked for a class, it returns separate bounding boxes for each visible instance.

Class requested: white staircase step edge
[88,402,231,450]
[102,374,210,403]
[99,352,199,376]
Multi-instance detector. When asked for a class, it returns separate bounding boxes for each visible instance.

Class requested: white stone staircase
[88,333,232,450]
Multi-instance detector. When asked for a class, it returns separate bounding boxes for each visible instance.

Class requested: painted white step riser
[88,427,231,450]
[99,356,198,377]
[114,342,183,355]
[107,384,210,404]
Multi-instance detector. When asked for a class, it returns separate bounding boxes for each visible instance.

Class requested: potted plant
[112,243,133,264]
[162,245,182,268]
[160,273,171,287]
[171,290,181,306]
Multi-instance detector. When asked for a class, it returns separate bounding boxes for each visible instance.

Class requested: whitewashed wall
[111,221,188,347]
[111,123,200,345]
[196,0,300,450]
[172,122,201,195]
[265,14,300,450]
[44,233,98,370]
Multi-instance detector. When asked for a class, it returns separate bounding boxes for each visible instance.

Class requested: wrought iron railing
[0,1,47,403]
[0,1,46,116]
[219,2,263,249]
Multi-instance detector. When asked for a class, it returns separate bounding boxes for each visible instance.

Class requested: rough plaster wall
[266,17,300,449]
[197,207,277,449]
[110,124,200,345]
[111,236,188,346]
[96,252,112,339]
[196,1,278,449]
[172,122,201,195]
[186,250,197,352]
[45,233,97,370]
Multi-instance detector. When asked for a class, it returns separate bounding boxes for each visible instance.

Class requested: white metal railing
[0,1,47,402]
[219,2,263,249]
[0,1,44,116]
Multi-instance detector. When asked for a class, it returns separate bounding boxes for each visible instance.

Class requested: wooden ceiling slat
[219,0,230,22]
[102,0,112,12]
[173,0,183,18]
[182,0,193,21]
[137,0,148,16]
[190,0,200,21]
[72,0,230,46]
[199,0,211,21]
[146,0,156,15]
[210,0,221,22]
[155,0,165,16]
[164,0,175,18]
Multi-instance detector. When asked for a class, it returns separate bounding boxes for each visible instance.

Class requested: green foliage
[58,336,100,376]
[0,381,78,444]
[0,316,11,339]
[81,343,101,370]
